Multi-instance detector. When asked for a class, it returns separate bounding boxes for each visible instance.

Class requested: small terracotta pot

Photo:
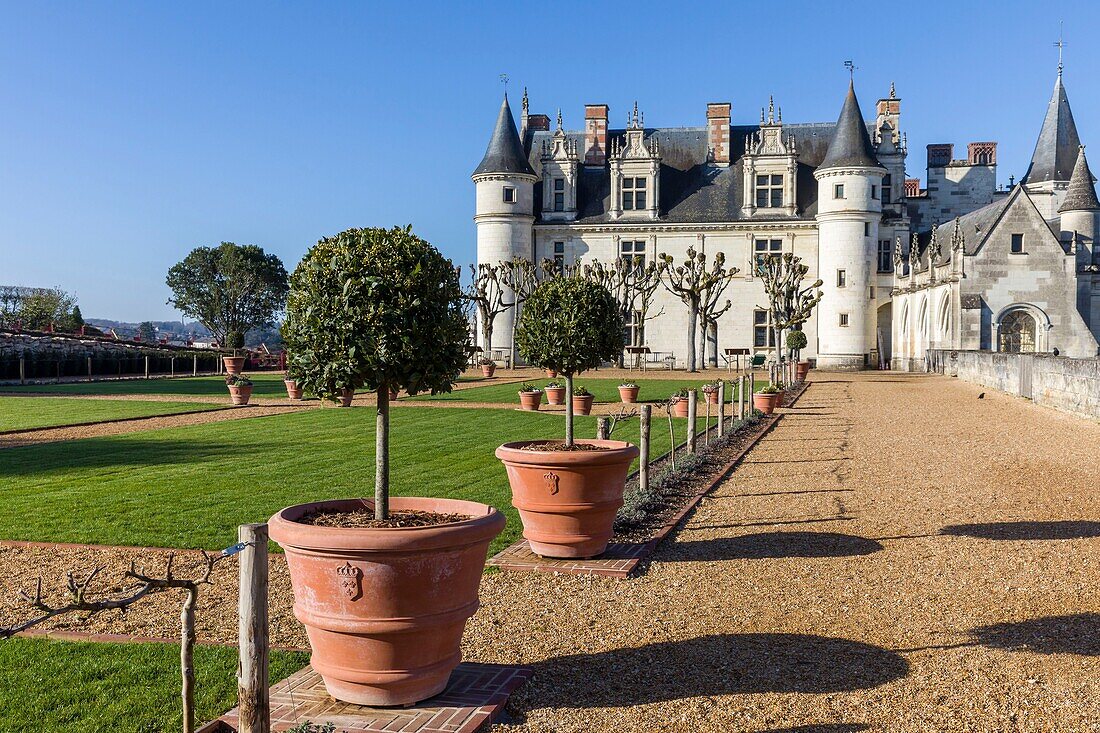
[572,394,594,416]
[389,389,399,401]
[284,379,303,400]
[496,439,638,558]
[753,392,779,415]
[704,389,720,405]
[544,386,565,405]
[223,356,245,375]
[340,388,355,407]
[618,385,640,403]
[481,364,496,378]
[227,384,252,405]
[518,391,542,411]
[269,497,505,706]
[670,397,690,418]
[545,370,557,378]
[796,361,810,382]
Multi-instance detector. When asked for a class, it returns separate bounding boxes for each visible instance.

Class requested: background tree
[165,242,288,351]
[464,263,512,357]
[658,248,739,372]
[282,226,468,520]
[138,321,157,342]
[70,305,84,330]
[582,257,666,365]
[516,278,623,446]
[11,287,77,331]
[756,253,822,381]
[498,257,540,368]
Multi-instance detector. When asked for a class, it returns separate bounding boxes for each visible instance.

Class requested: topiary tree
[282,226,469,520]
[786,329,808,364]
[516,278,623,446]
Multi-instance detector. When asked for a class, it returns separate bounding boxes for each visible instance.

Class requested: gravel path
[3,372,1099,731]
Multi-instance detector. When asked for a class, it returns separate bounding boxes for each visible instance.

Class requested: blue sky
[1,1,1097,321]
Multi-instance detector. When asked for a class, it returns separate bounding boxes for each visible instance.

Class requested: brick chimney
[905,178,922,198]
[967,141,997,166]
[706,102,731,166]
[927,144,953,168]
[527,114,550,133]
[584,104,609,166]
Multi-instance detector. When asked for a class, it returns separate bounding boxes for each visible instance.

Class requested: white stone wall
[473,174,535,353]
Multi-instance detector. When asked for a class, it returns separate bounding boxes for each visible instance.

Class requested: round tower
[814,80,886,371]
[1059,145,1099,264]
[471,93,536,355]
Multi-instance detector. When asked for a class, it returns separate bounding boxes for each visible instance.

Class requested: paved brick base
[203,663,531,733]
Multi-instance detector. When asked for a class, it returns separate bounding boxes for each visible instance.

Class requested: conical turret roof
[819,80,881,170]
[1059,145,1100,212]
[1023,74,1081,184]
[472,94,535,178]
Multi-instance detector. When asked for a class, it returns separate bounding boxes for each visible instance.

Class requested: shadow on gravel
[940,521,1100,541]
[970,613,1100,656]
[757,726,869,733]
[666,531,882,561]
[526,634,907,709]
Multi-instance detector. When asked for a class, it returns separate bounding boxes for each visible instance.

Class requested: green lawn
[0,637,306,733]
[414,376,760,405]
[0,397,222,432]
[0,407,705,554]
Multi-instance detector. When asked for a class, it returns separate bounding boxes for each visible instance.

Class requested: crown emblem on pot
[544,472,560,495]
[335,561,362,600]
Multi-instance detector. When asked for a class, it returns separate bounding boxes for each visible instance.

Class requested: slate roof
[1058,145,1100,212]
[473,94,536,178]
[819,81,882,170]
[1022,75,1082,184]
[911,193,1015,267]
[525,120,874,224]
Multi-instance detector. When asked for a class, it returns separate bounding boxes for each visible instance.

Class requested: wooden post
[738,375,746,420]
[596,416,609,440]
[717,380,725,437]
[171,356,176,376]
[144,355,150,379]
[237,523,270,733]
[639,405,651,494]
[87,356,92,377]
[56,360,61,384]
[687,389,697,454]
[193,355,198,376]
[19,357,25,385]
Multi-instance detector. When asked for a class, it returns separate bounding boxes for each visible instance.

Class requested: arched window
[938,295,951,341]
[999,310,1036,353]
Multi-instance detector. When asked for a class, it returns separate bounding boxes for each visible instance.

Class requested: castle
[472,67,1100,371]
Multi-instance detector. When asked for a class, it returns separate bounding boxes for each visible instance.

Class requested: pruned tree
[658,247,740,371]
[756,252,823,382]
[498,257,541,368]
[464,263,513,356]
[698,262,738,368]
[583,257,666,354]
[1,551,227,733]
[539,257,582,280]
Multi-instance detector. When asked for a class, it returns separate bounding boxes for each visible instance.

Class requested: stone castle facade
[472,68,1100,370]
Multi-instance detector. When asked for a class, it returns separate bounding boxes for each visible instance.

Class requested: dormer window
[756,174,783,208]
[622,177,647,210]
[503,186,516,204]
[553,179,565,212]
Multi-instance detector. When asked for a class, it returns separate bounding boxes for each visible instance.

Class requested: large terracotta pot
[796,361,810,382]
[496,439,638,558]
[572,394,594,416]
[670,397,690,418]
[223,356,245,375]
[284,379,303,400]
[518,391,542,411]
[480,364,496,378]
[753,392,779,415]
[618,385,640,403]
[228,384,252,405]
[269,497,504,706]
[704,389,720,405]
[544,386,565,405]
[340,388,355,407]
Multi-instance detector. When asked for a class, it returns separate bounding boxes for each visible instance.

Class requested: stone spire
[1022,73,1081,184]
[1058,145,1100,212]
[819,80,881,170]
[473,93,535,177]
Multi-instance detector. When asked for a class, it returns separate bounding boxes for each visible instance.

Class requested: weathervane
[499,73,509,91]
[1054,21,1066,77]
[844,60,857,79]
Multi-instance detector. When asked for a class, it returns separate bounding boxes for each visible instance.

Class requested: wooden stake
[145,355,150,379]
[19,357,24,385]
[193,355,198,376]
[717,380,725,437]
[596,416,609,440]
[87,356,92,376]
[687,389,697,454]
[639,405,651,493]
[237,523,270,733]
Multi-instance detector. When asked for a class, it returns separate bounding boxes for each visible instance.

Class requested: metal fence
[0,352,225,383]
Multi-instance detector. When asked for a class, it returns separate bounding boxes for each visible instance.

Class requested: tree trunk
[564,374,574,447]
[481,316,493,356]
[707,320,719,368]
[686,301,699,372]
[510,301,520,369]
[697,313,707,372]
[376,387,390,520]
[181,587,197,733]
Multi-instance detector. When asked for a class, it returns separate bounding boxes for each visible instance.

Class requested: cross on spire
[1054,21,1067,78]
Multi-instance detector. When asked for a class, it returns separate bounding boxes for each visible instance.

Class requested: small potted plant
[478,357,496,378]
[543,380,565,405]
[618,381,640,404]
[222,331,246,374]
[572,385,594,416]
[545,369,557,378]
[753,383,781,415]
[669,388,691,418]
[284,373,303,400]
[275,226,504,706]
[701,381,721,405]
[496,277,637,559]
[788,330,810,382]
[226,373,253,405]
[339,387,355,407]
[518,383,542,411]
